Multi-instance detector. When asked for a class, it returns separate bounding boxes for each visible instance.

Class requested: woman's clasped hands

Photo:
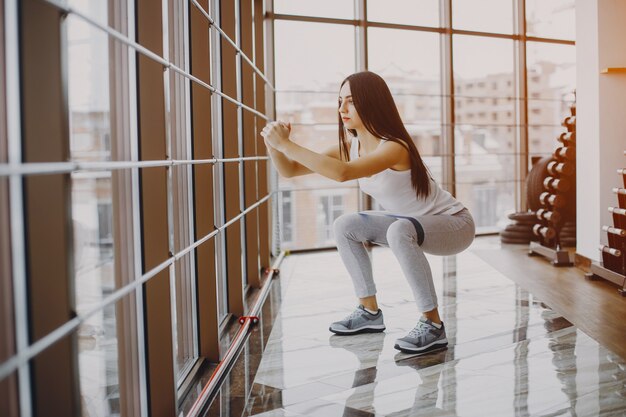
[260,121,291,152]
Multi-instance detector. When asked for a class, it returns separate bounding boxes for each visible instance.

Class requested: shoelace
[407,322,430,339]
[343,308,365,321]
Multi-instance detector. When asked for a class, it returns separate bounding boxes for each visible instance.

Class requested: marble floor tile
[283,398,381,417]
[534,385,626,416]
[248,409,303,417]
[203,243,626,417]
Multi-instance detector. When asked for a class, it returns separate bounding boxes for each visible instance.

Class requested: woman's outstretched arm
[262,122,343,178]
[261,122,407,182]
[264,137,313,178]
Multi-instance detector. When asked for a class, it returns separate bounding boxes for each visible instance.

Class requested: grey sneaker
[394,318,448,354]
[329,305,386,335]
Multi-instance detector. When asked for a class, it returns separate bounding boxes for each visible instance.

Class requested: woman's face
[338,82,363,131]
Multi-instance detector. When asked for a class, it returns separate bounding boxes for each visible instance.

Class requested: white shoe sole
[394,338,448,354]
[329,324,386,335]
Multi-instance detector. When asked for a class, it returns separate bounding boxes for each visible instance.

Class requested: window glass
[271,121,360,251]
[368,27,440,96]
[274,0,354,20]
[69,0,109,26]
[169,1,199,381]
[368,27,442,184]
[278,188,359,251]
[453,35,515,231]
[280,191,294,244]
[274,21,355,91]
[526,42,575,101]
[367,0,439,27]
[68,9,120,414]
[526,0,575,40]
[318,194,345,244]
[452,0,513,34]
[275,21,358,250]
[68,16,111,163]
[527,42,575,165]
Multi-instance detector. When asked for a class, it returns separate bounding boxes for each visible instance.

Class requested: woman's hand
[260,121,291,152]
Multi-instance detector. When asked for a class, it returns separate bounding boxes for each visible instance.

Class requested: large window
[318,193,345,244]
[273,0,575,240]
[368,28,443,183]
[274,0,354,20]
[367,0,439,27]
[274,20,360,250]
[67,8,121,413]
[527,42,576,162]
[453,35,516,231]
[1,0,273,415]
[526,0,575,40]
[452,0,513,34]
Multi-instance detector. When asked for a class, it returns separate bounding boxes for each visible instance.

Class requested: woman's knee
[386,219,416,247]
[333,212,361,238]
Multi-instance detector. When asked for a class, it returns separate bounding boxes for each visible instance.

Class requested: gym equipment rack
[585,151,626,296]
[529,102,577,266]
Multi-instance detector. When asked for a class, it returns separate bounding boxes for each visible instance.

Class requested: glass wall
[274,20,360,250]
[67,7,121,412]
[453,35,516,230]
[367,0,439,27]
[526,42,576,162]
[368,28,442,184]
[273,0,575,240]
[0,0,273,415]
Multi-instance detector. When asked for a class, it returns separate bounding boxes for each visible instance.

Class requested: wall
[576,0,626,261]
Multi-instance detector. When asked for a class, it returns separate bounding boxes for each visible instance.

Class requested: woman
[260,71,475,354]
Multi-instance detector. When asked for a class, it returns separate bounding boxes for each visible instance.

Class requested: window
[67,9,121,412]
[274,21,355,91]
[275,20,359,251]
[527,42,575,162]
[453,35,515,230]
[472,184,498,227]
[368,27,442,181]
[526,0,575,40]
[274,0,354,20]
[453,0,513,34]
[97,202,113,245]
[2,0,273,415]
[367,0,439,27]
[318,194,345,243]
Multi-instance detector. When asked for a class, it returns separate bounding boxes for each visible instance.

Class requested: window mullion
[514,0,529,211]
[440,0,456,196]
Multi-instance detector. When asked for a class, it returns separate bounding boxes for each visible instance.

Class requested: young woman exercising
[260,71,475,354]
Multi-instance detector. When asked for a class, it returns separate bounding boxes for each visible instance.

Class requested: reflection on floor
[203,240,626,416]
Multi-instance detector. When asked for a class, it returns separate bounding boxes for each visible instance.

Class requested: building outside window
[280,190,294,244]
[317,193,345,244]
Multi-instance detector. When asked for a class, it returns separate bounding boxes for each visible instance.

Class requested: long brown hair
[338,71,432,199]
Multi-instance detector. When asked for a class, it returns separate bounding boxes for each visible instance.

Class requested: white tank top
[350,137,465,216]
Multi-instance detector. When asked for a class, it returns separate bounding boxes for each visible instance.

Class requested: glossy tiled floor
[203,239,626,416]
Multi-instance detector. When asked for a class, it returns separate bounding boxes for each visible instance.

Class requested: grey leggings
[333,208,475,312]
